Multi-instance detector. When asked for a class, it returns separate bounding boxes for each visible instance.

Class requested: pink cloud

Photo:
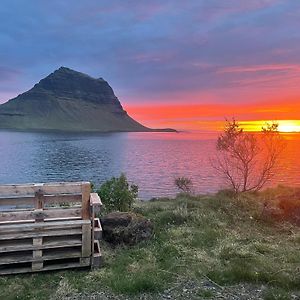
[217,64,300,74]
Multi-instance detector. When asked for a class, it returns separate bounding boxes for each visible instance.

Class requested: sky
[0,0,300,131]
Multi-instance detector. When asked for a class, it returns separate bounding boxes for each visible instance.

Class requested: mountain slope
[0,67,167,132]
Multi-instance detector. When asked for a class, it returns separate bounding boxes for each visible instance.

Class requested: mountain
[0,67,174,132]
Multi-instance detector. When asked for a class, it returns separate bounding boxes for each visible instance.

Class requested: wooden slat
[0,249,82,265]
[0,182,89,197]
[81,224,92,257]
[0,196,34,207]
[0,219,89,232]
[0,238,82,253]
[0,259,90,275]
[92,240,102,268]
[0,228,82,240]
[91,204,95,257]
[0,208,82,222]
[0,194,82,207]
[90,193,102,206]
[0,267,32,275]
[81,183,90,220]
[32,237,43,271]
[94,218,102,240]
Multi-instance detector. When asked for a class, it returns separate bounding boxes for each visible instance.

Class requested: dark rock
[100,212,153,245]
[0,67,175,132]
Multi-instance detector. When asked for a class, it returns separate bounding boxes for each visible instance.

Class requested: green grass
[1,188,300,299]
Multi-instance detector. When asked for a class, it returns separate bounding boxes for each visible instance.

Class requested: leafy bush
[97,173,138,212]
[174,177,193,194]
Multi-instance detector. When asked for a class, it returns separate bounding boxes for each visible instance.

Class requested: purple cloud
[0,0,299,107]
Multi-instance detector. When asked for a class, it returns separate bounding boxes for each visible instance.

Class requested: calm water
[0,130,299,199]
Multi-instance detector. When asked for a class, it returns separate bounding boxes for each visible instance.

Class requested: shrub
[212,119,285,193]
[97,173,138,213]
[174,177,193,194]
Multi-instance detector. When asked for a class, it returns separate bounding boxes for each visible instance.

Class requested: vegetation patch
[1,187,299,299]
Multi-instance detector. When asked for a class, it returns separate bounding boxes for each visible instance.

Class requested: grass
[1,187,300,299]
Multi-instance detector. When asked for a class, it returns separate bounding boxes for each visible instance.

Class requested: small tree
[174,177,193,194]
[97,173,138,212]
[212,119,285,193]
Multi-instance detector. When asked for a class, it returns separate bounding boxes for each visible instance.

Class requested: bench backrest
[0,182,91,224]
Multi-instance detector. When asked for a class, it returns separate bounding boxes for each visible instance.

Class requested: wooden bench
[0,182,102,275]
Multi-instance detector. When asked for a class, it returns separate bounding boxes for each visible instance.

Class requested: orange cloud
[125,99,300,131]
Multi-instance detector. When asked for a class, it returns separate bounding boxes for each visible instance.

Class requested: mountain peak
[52,66,92,78]
[0,67,175,132]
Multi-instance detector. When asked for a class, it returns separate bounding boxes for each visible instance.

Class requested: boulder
[100,212,153,245]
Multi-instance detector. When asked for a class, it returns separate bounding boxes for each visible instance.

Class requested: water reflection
[0,130,299,199]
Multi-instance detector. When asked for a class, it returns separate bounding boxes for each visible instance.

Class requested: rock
[100,212,153,245]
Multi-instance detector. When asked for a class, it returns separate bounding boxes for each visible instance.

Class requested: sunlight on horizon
[239,120,300,133]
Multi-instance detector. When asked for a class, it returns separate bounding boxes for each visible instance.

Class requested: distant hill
[0,67,175,132]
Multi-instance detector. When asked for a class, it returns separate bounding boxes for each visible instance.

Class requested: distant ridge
[0,67,175,132]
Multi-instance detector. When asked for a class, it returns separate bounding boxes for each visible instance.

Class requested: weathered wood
[0,208,82,222]
[0,228,82,240]
[0,194,82,207]
[92,240,102,268]
[0,181,102,275]
[91,204,95,257]
[81,224,92,257]
[0,182,89,197]
[0,219,89,232]
[81,183,91,220]
[0,238,82,253]
[0,266,32,276]
[90,193,102,213]
[0,249,82,265]
[94,218,102,240]
[32,237,43,271]
[0,259,90,275]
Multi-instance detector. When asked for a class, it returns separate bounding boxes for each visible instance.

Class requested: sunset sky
[1,0,300,131]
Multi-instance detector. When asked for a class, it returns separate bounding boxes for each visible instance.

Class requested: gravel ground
[66,279,300,300]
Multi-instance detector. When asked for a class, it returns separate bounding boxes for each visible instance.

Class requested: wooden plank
[0,208,82,222]
[43,249,82,261]
[0,260,90,275]
[0,194,82,207]
[94,218,102,240]
[33,237,43,247]
[0,219,89,232]
[81,223,92,257]
[0,228,82,240]
[81,183,91,220]
[32,237,43,271]
[0,249,82,265]
[0,196,34,207]
[91,205,95,257]
[0,266,32,275]
[0,238,82,253]
[92,240,102,268]
[35,190,44,210]
[90,193,102,213]
[0,182,89,197]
